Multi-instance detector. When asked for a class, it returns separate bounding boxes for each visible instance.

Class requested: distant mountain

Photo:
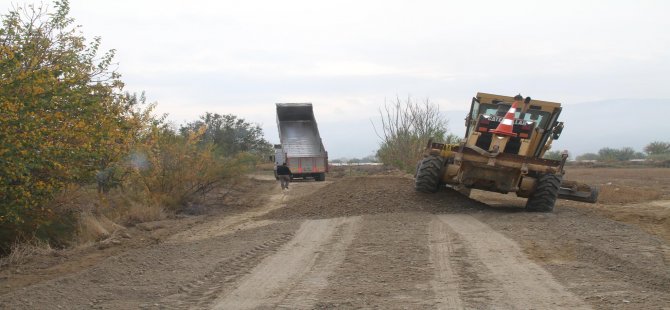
[443,99,670,156]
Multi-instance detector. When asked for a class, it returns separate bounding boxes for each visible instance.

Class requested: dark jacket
[276,164,292,176]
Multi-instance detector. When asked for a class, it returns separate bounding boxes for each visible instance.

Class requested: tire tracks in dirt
[167,193,288,244]
[210,216,361,309]
[430,214,591,309]
[167,180,331,244]
[156,182,338,309]
[158,232,296,309]
[313,213,435,308]
[428,217,464,309]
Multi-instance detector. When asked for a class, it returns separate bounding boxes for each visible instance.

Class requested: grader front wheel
[525,174,562,212]
[415,155,445,193]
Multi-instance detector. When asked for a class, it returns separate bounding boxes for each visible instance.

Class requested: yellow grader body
[415,93,598,212]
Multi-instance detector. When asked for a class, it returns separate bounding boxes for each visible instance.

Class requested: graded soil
[1,168,668,309]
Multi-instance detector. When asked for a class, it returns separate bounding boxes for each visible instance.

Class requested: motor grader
[415,92,598,212]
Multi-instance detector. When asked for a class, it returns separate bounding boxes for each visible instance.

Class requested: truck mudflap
[558,180,599,203]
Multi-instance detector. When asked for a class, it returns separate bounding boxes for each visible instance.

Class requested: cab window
[479,104,550,128]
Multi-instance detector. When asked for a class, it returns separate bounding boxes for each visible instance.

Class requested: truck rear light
[519,133,529,138]
[478,126,488,132]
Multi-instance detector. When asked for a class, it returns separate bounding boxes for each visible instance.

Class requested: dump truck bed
[278,121,324,156]
[275,103,328,179]
[276,103,327,157]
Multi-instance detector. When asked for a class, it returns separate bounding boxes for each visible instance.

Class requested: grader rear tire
[525,174,562,212]
[415,155,445,193]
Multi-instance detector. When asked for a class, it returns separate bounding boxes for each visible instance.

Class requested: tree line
[330,155,379,164]
[0,1,270,254]
[573,142,670,162]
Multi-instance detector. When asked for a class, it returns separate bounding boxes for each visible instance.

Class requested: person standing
[276,162,292,190]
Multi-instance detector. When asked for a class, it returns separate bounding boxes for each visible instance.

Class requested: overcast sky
[4,0,670,158]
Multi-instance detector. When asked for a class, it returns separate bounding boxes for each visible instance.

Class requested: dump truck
[274,103,328,181]
[415,93,599,212]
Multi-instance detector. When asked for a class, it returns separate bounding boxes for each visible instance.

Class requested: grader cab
[415,93,598,212]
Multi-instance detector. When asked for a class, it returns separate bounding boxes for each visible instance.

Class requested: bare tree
[372,96,448,173]
[644,141,670,155]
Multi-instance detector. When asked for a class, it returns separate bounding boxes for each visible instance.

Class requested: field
[0,167,668,309]
[471,167,670,242]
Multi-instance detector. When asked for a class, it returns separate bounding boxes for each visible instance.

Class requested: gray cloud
[3,0,669,158]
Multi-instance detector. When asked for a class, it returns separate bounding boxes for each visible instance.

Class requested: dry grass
[70,185,166,244]
[98,193,166,225]
[122,200,165,225]
[0,240,56,267]
[256,162,276,171]
[77,211,129,243]
[78,212,112,241]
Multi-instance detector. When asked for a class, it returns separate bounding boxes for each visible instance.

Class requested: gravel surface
[1,172,668,309]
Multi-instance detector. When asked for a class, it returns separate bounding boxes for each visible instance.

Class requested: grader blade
[557,180,599,203]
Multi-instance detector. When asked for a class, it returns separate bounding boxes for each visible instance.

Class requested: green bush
[128,126,256,212]
[0,2,271,255]
[0,1,143,253]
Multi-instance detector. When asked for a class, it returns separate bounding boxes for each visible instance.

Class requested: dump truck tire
[525,174,562,212]
[315,173,326,181]
[415,155,444,193]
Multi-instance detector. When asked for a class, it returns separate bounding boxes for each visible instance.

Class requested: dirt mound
[265,176,486,220]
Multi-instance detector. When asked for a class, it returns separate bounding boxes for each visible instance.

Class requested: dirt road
[1,174,669,309]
